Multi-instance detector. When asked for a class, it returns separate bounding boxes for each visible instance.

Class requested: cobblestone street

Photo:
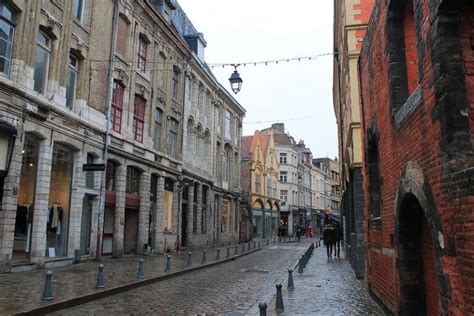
[52,240,384,315]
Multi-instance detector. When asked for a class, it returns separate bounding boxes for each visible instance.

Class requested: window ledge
[394,85,422,128]
[73,19,91,34]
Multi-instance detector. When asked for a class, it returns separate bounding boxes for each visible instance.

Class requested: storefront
[252,209,264,238]
[124,167,140,255]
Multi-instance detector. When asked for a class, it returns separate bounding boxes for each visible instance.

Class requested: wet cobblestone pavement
[52,240,385,315]
[0,240,259,315]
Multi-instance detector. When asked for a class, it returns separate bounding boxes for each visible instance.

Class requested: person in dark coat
[334,221,343,258]
[323,224,335,258]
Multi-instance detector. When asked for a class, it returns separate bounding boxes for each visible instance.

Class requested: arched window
[223,146,231,182]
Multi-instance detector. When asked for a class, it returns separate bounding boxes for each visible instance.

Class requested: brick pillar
[187,183,194,241]
[138,172,150,254]
[196,183,202,235]
[67,150,85,258]
[30,138,53,266]
[153,176,164,252]
[113,164,126,258]
[0,133,23,270]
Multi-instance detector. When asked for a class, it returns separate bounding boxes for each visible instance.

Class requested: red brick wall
[421,215,440,316]
[403,1,419,96]
[353,0,375,49]
[358,0,474,314]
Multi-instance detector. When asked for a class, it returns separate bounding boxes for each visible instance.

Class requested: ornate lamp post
[0,122,17,204]
[229,64,243,94]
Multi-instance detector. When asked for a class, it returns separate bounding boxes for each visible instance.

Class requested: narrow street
[52,241,384,315]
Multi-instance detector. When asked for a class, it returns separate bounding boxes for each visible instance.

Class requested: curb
[16,248,263,315]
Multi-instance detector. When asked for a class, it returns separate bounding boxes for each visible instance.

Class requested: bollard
[187,251,192,267]
[258,241,261,248]
[298,258,304,273]
[216,248,220,260]
[41,271,54,301]
[201,249,207,264]
[137,258,145,279]
[267,239,269,246]
[248,243,251,251]
[273,238,276,244]
[74,249,81,264]
[287,269,294,289]
[275,284,284,312]
[96,264,104,288]
[235,245,238,255]
[253,241,256,249]
[165,255,171,272]
[259,302,267,316]
[242,243,245,253]
[226,247,230,258]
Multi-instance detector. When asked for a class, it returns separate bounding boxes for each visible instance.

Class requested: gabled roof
[241,135,254,159]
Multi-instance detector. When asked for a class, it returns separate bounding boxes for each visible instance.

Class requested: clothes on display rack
[47,205,63,233]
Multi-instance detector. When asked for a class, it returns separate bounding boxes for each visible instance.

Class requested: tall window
[126,167,140,194]
[154,108,163,150]
[255,173,261,194]
[133,95,146,143]
[168,118,178,157]
[223,147,230,182]
[280,171,287,182]
[137,36,147,73]
[280,153,287,164]
[225,110,232,139]
[280,192,287,205]
[112,80,124,133]
[34,31,51,94]
[73,0,85,22]
[65,54,79,108]
[85,153,94,189]
[266,176,271,196]
[172,68,179,98]
[0,3,15,75]
[215,107,222,134]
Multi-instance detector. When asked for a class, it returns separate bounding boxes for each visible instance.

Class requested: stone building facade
[359,0,473,314]
[333,0,375,279]
[0,0,245,272]
[240,130,280,241]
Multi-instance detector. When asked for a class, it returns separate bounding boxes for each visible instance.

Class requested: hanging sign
[83,163,106,171]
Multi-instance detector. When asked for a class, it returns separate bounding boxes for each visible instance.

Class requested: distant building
[240,130,280,241]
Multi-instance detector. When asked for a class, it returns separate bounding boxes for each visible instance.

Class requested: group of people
[322,221,343,258]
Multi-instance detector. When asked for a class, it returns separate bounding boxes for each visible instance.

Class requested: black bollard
[248,243,251,251]
[165,255,171,272]
[235,245,238,255]
[226,247,230,258]
[216,248,220,260]
[137,258,144,279]
[187,251,192,267]
[96,264,105,289]
[267,239,270,246]
[287,269,294,289]
[242,243,245,253]
[298,257,304,273]
[41,271,54,301]
[275,284,284,312]
[259,302,267,316]
[258,241,261,248]
[201,249,207,264]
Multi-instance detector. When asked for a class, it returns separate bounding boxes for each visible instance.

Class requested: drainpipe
[95,0,119,261]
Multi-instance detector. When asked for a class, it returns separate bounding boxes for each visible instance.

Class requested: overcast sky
[178,0,337,159]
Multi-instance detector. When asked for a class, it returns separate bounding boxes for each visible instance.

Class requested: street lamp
[0,122,17,206]
[229,64,243,94]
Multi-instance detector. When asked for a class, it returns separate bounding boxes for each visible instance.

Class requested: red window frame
[137,37,147,73]
[112,80,124,133]
[133,95,146,143]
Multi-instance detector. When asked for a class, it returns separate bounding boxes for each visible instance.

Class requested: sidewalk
[0,240,267,315]
[267,243,385,315]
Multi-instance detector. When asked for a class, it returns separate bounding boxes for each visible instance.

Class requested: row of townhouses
[0,0,244,273]
[240,123,341,240]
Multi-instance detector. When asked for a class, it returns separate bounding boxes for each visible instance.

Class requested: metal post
[242,243,245,253]
[201,249,207,264]
[267,239,269,246]
[259,302,267,316]
[226,247,230,258]
[187,251,192,267]
[275,284,284,312]
[235,245,238,255]
[165,255,171,272]
[258,241,260,248]
[216,248,220,260]
[96,264,105,288]
[248,243,251,251]
[137,258,144,279]
[41,271,54,301]
[287,269,294,289]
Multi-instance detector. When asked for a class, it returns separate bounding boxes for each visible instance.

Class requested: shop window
[105,161,116,191]
[137,36,147,73]
[14,134,39,262]
[65,53,79,109]
[0,3,15,75]
[112,80,124,133]
[126,167,140,194]
[33,31,51,94]
[163,178,174,232]
[73,0,85,22]
[47,144,74,258]
[154,108,163,150]
[133,95,146,143]
[168,118,178,157]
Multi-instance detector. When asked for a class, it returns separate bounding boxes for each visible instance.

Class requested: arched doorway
[398,193,440,316]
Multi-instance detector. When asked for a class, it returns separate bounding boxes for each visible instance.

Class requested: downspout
[96,0,119,261]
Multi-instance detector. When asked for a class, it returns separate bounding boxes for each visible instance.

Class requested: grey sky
[178,0,337,159]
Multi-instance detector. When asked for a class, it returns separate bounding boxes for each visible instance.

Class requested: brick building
[358,0,473,314]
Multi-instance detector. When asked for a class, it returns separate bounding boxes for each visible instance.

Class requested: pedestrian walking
[334,221,343,258]
[323,224,335,258]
